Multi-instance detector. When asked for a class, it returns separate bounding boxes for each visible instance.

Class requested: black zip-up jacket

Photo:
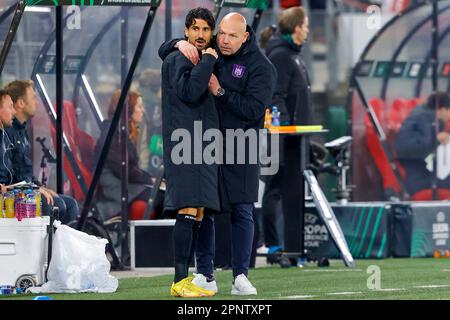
[159,26,277,205]
[161,51,220,212]
[265,32,313,125]
[0,129,14,185]
[5,118,41,185]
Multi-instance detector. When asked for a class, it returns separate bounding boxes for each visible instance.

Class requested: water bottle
[264,108,272,128]
[24,189,36,219]
[22,189,28,219]
[4,191,14,218]
[14,188,23,221]
[271,106,280,127]
[0,191,4,218]
[33,187,41,217]
[33,296,52,300]
[0,286,13,295]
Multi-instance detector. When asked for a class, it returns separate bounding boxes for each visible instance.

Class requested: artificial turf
[1,258,450,300]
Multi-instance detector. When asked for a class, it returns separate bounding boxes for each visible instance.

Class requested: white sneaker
[231,274,257,295]
[256,245,269,255]
[192,273,218,293]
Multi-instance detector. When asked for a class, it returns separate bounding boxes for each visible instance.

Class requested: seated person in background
[137,68,163,176]
[94,90,161,221]
[5,80,78,224]
[395,92,450,200]
[0,90,15,186]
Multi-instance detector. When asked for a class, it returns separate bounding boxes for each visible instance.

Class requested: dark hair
[427,92,450,109]
[0,89,8,101]
[185,7,215,31]
[259,24,276,49]
[0,89,9,107]
[4,80,34,103]
[279,6,307,35]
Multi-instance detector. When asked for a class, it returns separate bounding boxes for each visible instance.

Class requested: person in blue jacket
[0,90,15,187]
[5,80,78,224]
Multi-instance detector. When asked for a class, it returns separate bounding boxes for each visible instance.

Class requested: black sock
[188,221,201,268]
[173,214,196,283]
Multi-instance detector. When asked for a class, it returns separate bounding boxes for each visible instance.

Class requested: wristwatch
[216,87,225,97]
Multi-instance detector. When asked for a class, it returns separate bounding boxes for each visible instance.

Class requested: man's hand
[202,48,218,59]
[208,74,221,96]
[176,40,199,65]
[437,132,450,145]
[44,187,58,197]
[0,184,6,194]
[40,187,54,206]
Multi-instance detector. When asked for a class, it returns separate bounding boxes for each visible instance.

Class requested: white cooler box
[0,217,50,289]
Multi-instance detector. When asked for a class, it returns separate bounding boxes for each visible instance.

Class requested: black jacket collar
[12,117,27,130]
[265,32,302,56]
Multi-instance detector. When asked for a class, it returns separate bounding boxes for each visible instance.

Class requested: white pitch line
[413,285,450,289]
[278,284,450,300]
[300,269,363,273]
[326,292,363,296]
[282,295,316,299]
[375,288,406,292]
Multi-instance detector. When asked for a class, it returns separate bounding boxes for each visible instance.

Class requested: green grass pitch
[1,258,450,300]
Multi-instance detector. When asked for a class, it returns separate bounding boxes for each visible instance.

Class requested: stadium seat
[388,0,410,13]
[387,98,410,133]
[411,189,450,201]
[407,97,424,110]
[365,98,402,198]
[50,100,94,202]
[49,100,159,220]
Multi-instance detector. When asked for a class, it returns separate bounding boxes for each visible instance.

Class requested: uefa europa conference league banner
[305,203,450,259]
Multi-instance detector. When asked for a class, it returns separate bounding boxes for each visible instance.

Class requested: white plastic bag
[29,221,118,294]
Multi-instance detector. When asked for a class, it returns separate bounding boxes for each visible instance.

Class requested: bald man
[159,12,277,296]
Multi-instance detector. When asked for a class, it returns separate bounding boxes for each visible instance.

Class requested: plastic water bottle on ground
[271,106,280,126]
[264,108,272,128]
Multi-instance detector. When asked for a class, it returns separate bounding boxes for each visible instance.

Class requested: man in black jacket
[162,7,219,298]
[260,6,312,259]
[0,90,15,188]
[159,12,277,296]
[395,92,450,200]
[5,80,79,224]
[265,6,312,126]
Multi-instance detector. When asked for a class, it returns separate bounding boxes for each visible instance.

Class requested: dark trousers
[261,168,284,247]
[196,211,215,279]
[196,203,255,279]
[42,194,79,225]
